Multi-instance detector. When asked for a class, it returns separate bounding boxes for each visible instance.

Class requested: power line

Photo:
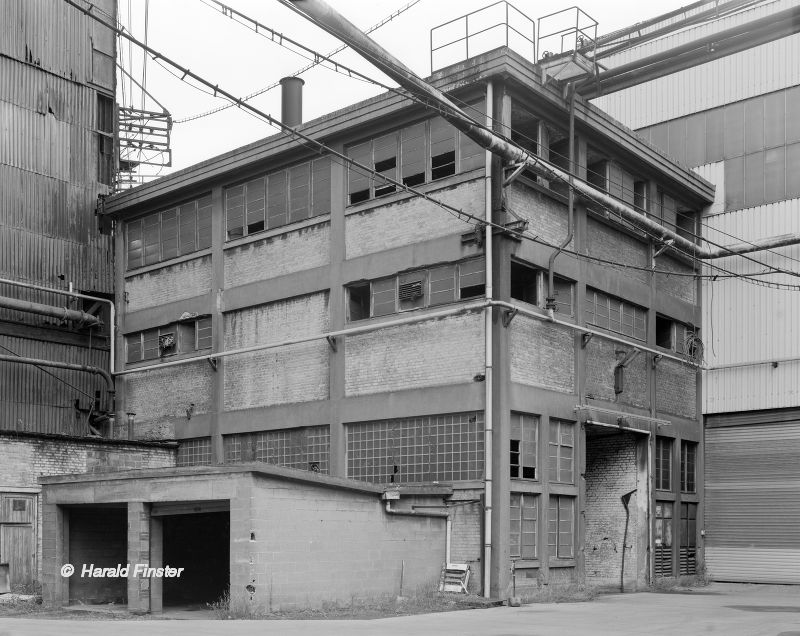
[69,0,800,291]
[175,0,422,124]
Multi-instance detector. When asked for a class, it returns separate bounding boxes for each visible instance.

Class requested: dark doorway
[162,511,229,607]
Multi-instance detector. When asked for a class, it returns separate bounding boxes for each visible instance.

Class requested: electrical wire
[69,0,800,290]
[175,0,421,123]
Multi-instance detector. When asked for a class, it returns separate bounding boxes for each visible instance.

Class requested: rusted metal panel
[705,421,800,583]
[0,335,108,435]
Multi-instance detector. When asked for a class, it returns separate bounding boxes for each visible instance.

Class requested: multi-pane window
[126,195,212,269]
[510,493,538,559]
[346,412,484,483]
[680,441,697,493]
[223,426,330,474]
[548,496,574,559]
[176,438,212,467]
[510,260,574,316]
[126,316,212,363]
[654,501,673,577]
[97,94,114,185]
[656,437,672,491]
[585,288,646,341]
[510,413,537,480]
[347,259,485,321]
[548,419,574,483]
[346,105,485,205]
[679,502,698,575]
[225,157,331,240]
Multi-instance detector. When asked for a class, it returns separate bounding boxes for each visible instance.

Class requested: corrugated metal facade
[592,0,800,129]
[0,0,115,434]
[705,421,800,583]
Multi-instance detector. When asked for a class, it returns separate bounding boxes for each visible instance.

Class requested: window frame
[547,495,575,560]
[125,317,212,364]
[585,287,647,342]
[680,440,697,494]
[655,437,673,491]
[510,492,538,560]
[510,413,538,480]
[548,419,575,484]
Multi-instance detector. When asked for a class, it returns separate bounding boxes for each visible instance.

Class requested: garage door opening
[67,505,128,605]
[161,511,229,608]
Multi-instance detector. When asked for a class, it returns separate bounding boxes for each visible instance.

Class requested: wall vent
[398,280,423,301]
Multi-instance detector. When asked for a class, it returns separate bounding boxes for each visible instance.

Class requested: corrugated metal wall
[592,0,800,129]
[0,0,115,434]
[705,421,800,583]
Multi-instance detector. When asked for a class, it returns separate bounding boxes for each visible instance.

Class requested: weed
[518,583,598,604]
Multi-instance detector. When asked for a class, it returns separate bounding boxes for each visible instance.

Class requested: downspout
[546,84,575,316]
[0,277,116,373]
[483,80,494,599]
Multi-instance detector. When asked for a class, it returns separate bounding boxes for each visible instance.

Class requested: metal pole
[482,80,493,599]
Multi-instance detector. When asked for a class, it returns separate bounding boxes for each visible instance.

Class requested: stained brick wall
[654,255,696,304]
[345,179,483,258]
[224,293,329,410]
[344,312,483,396]
[656,359,697,419]
[509,317,575,393]
[125,360,214,440]
[223,222,330,288]
[449,488,483,593]
[586,218,649,284]
[584,432,642,588]
[233,478,446,609]
[585,338,649,409]
[125,256,212,312]
[506,182,573,249]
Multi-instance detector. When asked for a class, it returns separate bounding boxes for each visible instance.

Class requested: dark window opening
[656,437,672,491]
[349,188,370,204]
[431,150,456,180]
[656,315,673,349]
[459,259,485,299]
[510,439,521,478]
[680,441,697,493]
[348,282,370,321]
[374,158,397,197]
[587,159,607,191]
[511,261,538,304]
[676,209,696,241]
[634,180,648,213]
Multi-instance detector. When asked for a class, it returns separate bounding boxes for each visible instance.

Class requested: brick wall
[345,179,483,258]
[449,488,483,594]
[125,360,215,440]
[224,293,329,410]
[125,256,212,313]
[585,338,649,409]
[510,317,575,393]
[656,359,697,419]
[506,182,573,249]
[68,507,127,604]
[344,312,483,396]
[586,218,649,285]
[223,221,330,288]
[233,478,446,610]
[654,255,696,304]
[584,432,641,589]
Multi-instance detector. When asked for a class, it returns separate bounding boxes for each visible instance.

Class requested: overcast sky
[116,0,689,177]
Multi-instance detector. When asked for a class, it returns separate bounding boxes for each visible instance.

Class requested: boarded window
[178,202,197,254]
[428,264,457,306]
[160,208,179,261]
[510,493,538,559]
[289,163,311,223]
[548,419,574,483]
[510,413,537,479]
[548,496,574,559]
[311,157,331,216]
[267,172,288,229]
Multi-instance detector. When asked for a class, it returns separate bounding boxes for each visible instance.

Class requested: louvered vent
[654,545,672,577]
[398,280,423,301]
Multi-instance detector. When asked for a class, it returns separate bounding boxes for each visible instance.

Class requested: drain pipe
[482,80,494,599]
[546,84,575,315]
[620,489,637,593]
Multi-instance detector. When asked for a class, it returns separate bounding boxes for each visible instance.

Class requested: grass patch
[209,584,493,620]
[518,583,598,604]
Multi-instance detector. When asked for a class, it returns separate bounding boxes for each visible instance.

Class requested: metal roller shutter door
[705,421,800,584]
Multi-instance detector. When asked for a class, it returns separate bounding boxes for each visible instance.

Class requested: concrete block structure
[85,24,711,603]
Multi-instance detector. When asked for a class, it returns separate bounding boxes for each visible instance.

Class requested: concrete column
[211,184,226,463]
[327,143,347,477]
[149,516,163,613]
[41,503,67,607]
[127,502,151,614]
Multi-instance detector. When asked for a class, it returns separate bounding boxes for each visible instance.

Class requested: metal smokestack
[280,76,304,127]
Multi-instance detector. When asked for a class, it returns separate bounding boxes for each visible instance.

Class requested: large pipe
[0,277,115,372]
[279,76,304,127]
[0,295,103,327]
[284,0,800,261]
[0,353,113,390]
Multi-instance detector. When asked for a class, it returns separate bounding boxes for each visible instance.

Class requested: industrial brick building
[68,11,716,604]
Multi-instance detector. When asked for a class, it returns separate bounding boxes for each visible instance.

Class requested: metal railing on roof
[537,6,598,61]
[429,1,535,73]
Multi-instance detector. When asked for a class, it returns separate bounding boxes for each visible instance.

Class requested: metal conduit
[0,295,103,327]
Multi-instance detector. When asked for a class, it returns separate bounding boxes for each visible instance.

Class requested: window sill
[655,490,676,500]
[510,480,541,492]
[125,249,213,278]
[223,214,331,250]
[511,559,540,569]
[123,348,212,370]
[348,298,485,326]
[549,559,576,568]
